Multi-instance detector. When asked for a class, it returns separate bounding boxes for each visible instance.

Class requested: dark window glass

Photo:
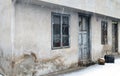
[52,13,69,48]
[62,16,69,46]
[62,36,69,46]
[53,15,61,24]
[63,16,69,25]
[53,15,61,47]
[101,21,108,44]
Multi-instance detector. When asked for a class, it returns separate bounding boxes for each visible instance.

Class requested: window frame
[101,21,108,45]
[51,12,70,49]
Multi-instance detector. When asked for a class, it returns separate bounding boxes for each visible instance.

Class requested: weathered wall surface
[40,0,120,19]
[14,2,79,75]
[0,0,12,57]
[0,0,13,76]
[14,1,119,75]
[0,0,120,76]
[91,15,113,61]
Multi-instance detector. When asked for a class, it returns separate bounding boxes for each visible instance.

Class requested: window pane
[82,18,87,31]
[62,36,69,46]
[79,17,82,31]
[101,21,108,44]
[62,16,69,46]
[53,24,61,34]
[53,15,61,24]
[62,16,69,25]
[62,16,69,35]
[53,15,61,47]
[79,17,87,31]
[53,34,61,47]
[62,26,69,35]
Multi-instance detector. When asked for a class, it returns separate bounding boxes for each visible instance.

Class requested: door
[78,14,90,65]
[112,21,118,52]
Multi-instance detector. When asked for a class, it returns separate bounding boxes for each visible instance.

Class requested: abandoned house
[0,0,120,76]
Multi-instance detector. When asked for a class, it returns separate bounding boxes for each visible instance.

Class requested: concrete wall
[0,0,120,76]
[0,0,12,57]
[91,15,113,61]
[14,2,79,75]
[0,0,13,76]
[91,15,120,61]
[40,0,120,19]
[14,1,120,75]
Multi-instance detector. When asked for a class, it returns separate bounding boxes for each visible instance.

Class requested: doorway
[78,14,91,65]
[112,21,118,52]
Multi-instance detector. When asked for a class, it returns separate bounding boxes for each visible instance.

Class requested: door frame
[78,13,91,65]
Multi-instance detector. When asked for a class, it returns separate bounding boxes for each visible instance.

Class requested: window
[101,21,108,44]
[52,13,70,49]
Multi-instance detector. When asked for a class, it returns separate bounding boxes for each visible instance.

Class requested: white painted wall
[40,0,120,19]
[0,0,120,75]
[14,1,120,75]
[0,0,14,75]
[14,2,79,75]
[15,2,79,60]
[91,15,102,60]
[0,0,12,56]
[91,15,113,61]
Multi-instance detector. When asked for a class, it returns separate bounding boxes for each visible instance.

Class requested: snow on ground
[62,59,120,76]
[0,74,3,76]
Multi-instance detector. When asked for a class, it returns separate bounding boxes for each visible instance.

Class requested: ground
[61,58,120,76]
[0,74,3,76]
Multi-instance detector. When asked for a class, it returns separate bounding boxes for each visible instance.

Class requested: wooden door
[78,15,90,65]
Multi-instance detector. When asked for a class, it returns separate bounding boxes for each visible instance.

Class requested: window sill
[52,46,70,50]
